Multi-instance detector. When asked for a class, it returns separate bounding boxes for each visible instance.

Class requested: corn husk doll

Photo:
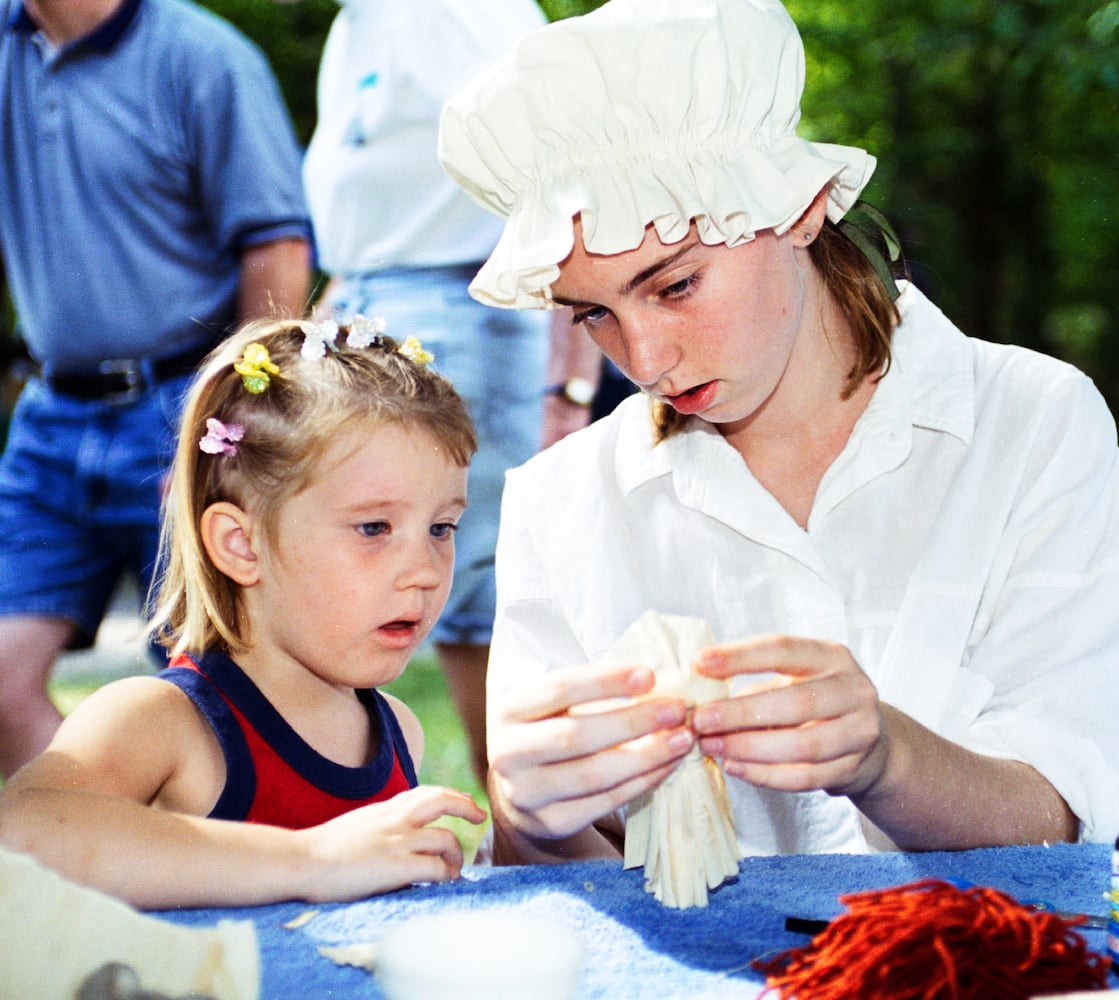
[601,611,741,908]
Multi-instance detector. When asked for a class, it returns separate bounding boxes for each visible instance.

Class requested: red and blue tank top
[159,651,417,829]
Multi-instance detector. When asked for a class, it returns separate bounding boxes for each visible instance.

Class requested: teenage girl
[437,0,1119,864]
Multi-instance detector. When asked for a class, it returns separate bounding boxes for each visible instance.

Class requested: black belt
[43,339,216,403]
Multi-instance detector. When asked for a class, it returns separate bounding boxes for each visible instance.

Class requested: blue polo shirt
[0,0,310,369]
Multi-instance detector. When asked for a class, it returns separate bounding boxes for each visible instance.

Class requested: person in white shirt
[437,0,1119,865]
[302,0,553,784]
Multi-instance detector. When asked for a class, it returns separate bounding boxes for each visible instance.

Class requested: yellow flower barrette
[233,342,280,394]
[397,335,434,366]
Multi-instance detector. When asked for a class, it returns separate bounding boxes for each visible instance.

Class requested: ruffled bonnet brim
[439,0,876,310]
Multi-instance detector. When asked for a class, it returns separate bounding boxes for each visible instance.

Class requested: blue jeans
[329,264,548,645]
[0,375,189,647]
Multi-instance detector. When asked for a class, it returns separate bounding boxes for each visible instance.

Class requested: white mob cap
[438,0,876,310]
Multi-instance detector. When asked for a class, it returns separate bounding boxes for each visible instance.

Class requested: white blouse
[489,284,1119,854]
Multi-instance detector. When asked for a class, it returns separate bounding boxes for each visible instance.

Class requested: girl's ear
[791,185,831,246]
[200,501,260,587]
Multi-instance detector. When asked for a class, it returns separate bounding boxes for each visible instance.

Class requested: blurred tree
[788,0,1119,405]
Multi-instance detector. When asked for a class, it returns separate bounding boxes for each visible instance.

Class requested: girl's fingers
[719,754,869,794]
[491,695,688,772]
[406,786,488,826]
[493,724,694,816]
[410,825,467,867]
[694,670,873,735]
[700,713,877,768]
[499,752,690,841]
[497,662,657,723]
[695,635,850,680]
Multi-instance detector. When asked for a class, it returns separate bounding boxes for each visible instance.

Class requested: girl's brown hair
[148,318,477,656]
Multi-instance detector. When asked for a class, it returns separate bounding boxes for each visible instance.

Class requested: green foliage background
[198,0,1118,412]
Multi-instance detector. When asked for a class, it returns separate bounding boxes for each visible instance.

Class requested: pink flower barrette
[199,417,244,458]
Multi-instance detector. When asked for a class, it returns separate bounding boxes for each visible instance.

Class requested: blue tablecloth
[157,843,1115,1000]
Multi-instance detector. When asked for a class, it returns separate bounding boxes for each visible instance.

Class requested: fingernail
[667,729,694,752]
[655,701,686,726]
[700,736,724,756]
[693,706,719,731]
[696,650,722,672]
[626,667,654,692]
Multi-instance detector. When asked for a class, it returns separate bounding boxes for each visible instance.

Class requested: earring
[803,232,813,242]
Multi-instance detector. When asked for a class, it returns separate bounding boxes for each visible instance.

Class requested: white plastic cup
[375,910,584,1000]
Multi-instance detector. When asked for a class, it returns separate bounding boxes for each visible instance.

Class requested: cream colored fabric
[438,0,875,309]
[601,611,740,908]
[0,846,259,1000]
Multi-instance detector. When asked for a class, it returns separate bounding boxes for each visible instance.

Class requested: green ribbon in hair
[837,202,903,302]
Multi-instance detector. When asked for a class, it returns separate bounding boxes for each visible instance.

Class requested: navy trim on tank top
[159,651,417,816]
[160,665,257,820]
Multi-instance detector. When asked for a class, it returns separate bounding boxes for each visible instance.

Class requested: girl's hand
[488,662,693,843]
[692,635,888,797]
[297,786,487,902]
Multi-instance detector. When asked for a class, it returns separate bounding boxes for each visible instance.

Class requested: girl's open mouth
[666,381,717,415]
[378,618,422,648]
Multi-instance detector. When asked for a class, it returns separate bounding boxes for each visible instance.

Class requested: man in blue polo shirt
[0,0,312,776]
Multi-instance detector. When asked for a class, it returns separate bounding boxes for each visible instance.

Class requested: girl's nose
[398,539,444,591]
[617,318,680,388]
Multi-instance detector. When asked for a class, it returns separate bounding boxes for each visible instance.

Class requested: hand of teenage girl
[690,635,887,797]
[486,662,693,851]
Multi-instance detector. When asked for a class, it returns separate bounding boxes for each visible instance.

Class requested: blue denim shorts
[0,375,189,647]
[329,264,549,645]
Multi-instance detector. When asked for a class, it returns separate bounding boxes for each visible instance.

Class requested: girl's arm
[0,677,484,909]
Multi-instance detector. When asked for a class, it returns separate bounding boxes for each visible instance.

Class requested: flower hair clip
[397,335,434,366]
[199,417,244,457]
[346,314,387,350]
[301,319,340,361]
[234,343,280,394]
[301,314,433,366]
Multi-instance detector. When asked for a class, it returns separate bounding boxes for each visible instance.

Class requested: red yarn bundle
[755,878,1111,999]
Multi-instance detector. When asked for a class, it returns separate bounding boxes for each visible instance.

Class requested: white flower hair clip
[301,319,340,361]
[301,315,434,367]
[199,417,244,458]
[346,314,387,349]
[397,335,434,366]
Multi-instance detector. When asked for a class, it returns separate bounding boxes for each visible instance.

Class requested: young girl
[437,0,1119,865]
[0,318,487,908]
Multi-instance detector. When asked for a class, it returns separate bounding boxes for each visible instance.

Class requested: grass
[382,650,491,859]
[48,647,490,860]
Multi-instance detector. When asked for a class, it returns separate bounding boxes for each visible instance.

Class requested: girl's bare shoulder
[25,675,226,813]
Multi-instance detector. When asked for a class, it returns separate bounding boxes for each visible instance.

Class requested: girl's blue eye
[431,522,459,540]
[358,521,390,538]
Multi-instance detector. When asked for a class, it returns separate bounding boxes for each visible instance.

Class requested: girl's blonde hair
[148,318,477,656]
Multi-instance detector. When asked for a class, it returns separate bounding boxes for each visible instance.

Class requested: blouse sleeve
[960,369,1119,842]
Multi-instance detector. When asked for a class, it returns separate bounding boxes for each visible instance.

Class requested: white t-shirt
[303,0,547,273]
[489,284,1119,854]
